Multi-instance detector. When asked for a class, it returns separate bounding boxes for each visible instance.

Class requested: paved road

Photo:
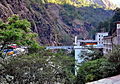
[87,75,120,84]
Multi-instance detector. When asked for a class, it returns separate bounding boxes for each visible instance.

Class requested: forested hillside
[0,0,115,45]
[58,4,114,39]
[96,8,120,36]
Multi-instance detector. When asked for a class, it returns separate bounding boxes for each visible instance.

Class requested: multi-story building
[95,32,108,46]
[103,36,113,54]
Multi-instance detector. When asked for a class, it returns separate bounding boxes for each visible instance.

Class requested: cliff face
[0,0,114,45]
[0,0,88,45]
[0,0,69,45]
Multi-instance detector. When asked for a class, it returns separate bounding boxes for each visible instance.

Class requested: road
[87,75,120,84]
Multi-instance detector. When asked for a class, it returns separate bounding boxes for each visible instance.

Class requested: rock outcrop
[0,0,68,45]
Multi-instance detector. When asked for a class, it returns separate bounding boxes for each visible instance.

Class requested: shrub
[76,58,118,83]
[106,45,120,62]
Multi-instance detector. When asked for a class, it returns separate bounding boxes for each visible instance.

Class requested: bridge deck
[46,46,73,50]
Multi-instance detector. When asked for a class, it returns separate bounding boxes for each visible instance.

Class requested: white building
[95,32,108,46]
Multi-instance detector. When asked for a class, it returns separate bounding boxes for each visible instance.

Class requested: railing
[46,45,104,50]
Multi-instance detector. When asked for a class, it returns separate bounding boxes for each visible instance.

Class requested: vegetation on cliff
[96,8,120,35]
[59,4,113,39]
[46,0,115,9]
[47,0,94,7]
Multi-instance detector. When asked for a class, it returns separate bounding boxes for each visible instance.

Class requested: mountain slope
[0,0,115,45]
[0,0,61,45]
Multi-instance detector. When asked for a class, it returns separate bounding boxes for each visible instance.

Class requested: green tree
[0,15,75,84]
[77,45,120,83]
[109,8,120,35]
[76,58,117,83]
[80,48,103,62]
[0,49,75,84]
[106,45,120,62]
[0,15,39,58]
[105,45,120,76]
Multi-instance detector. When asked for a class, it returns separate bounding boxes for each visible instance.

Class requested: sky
[110,0,120,7]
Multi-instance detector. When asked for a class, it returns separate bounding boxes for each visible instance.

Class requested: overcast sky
[110,0,120,7]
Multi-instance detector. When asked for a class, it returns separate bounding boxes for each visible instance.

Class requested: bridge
[46,46,74,50]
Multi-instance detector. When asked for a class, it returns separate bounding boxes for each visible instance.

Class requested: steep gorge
[0,0,115,45]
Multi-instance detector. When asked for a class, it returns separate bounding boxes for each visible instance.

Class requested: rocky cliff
[0,0,68,45]
[0,0,115,45]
